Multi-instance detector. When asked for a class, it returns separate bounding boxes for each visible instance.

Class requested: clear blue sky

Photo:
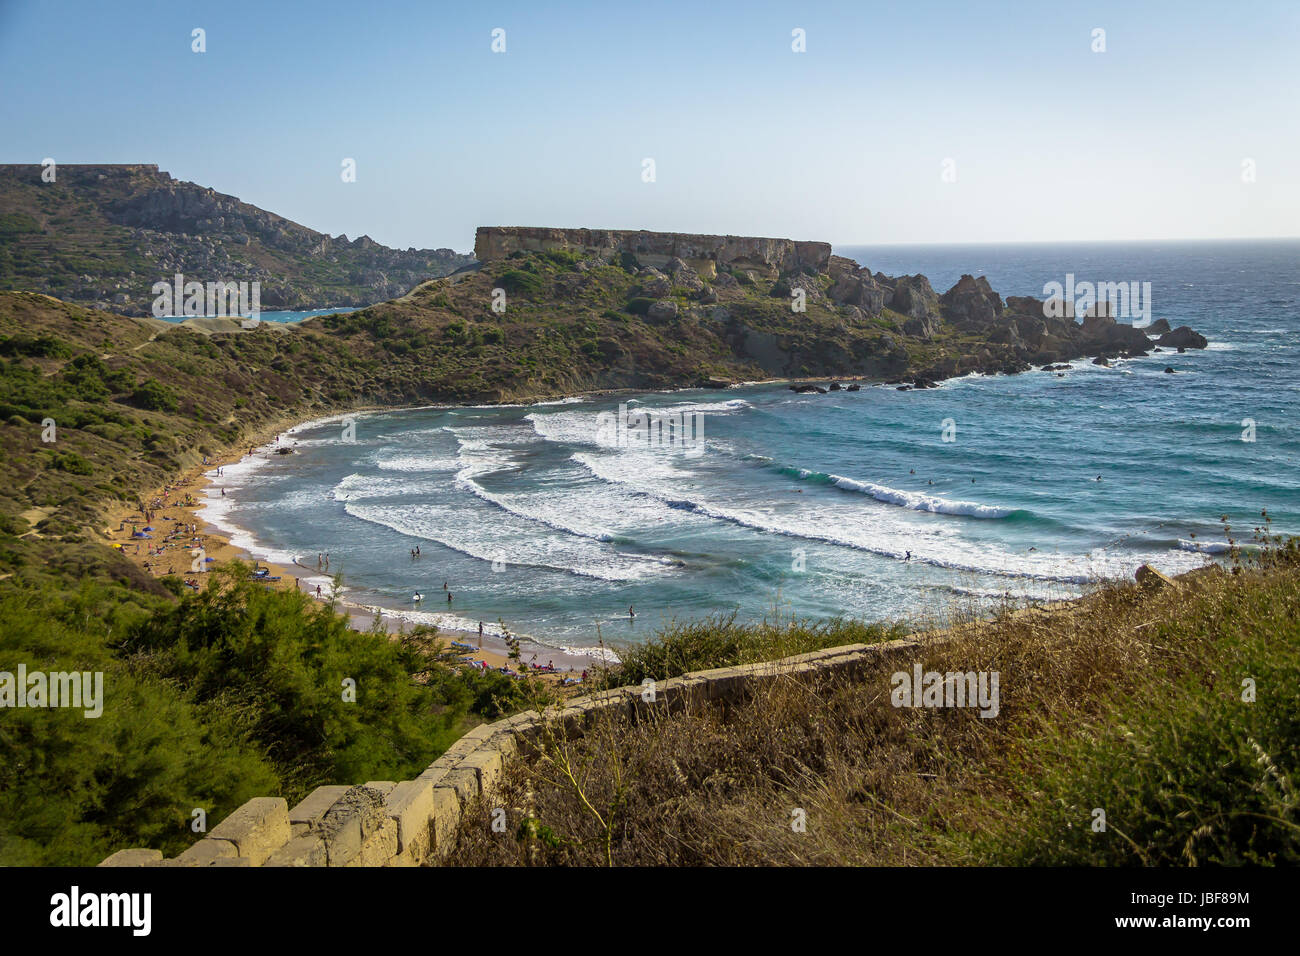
[2,0,1297,251]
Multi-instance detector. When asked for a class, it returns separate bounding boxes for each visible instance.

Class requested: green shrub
[130,378,178,412]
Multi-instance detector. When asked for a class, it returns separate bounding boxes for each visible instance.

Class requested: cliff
[474,226,831,278]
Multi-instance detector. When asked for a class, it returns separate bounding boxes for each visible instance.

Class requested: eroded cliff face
[474,226,831,278]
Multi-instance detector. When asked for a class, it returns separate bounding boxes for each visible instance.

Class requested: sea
[198,239,1300,661]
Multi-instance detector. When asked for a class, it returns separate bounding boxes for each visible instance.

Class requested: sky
[1,0,1298,252]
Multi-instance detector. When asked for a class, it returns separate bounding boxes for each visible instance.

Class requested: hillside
[0,164,472,314]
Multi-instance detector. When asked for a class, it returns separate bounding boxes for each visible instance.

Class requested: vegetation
[595,611,907,688]
[0,564,534,865]
[444,540,1299,866]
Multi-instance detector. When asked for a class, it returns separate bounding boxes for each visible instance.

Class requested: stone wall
[473,226,832,278]
[100,621,1012,868]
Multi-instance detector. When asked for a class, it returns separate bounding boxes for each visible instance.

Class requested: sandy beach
[98,413,603,690]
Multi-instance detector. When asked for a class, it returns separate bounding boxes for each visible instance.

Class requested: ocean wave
[525,399,750,448]
[1178,539,1231,554]
[780,467,1018,518]
[342,500,676,582]
[374,454,461,472]
[571,452,1208,584]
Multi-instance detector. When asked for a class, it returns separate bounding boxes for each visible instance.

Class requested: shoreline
[97,367,1200,684]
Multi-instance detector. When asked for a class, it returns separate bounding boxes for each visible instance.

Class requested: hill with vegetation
[0,164,472,314]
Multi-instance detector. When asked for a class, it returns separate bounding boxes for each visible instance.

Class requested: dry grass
[442,555,1300,866]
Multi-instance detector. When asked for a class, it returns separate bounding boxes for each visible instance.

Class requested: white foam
[572,451,1210,584]
[811,470,1015,518]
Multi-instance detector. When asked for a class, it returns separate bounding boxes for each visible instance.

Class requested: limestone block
[263,833,329,867]
[207,797,290,866]
[289,784,350,836]
[98,848,163,867]
[175,838,237,866]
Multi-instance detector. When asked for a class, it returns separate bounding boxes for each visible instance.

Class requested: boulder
[1147,318,1171,335]
[1135,564,1179,591]
[1156,326,1208,350]
[640,272,671,298]
[647,299,678,322]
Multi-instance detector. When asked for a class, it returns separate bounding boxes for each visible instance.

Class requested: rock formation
[474,226,831,278]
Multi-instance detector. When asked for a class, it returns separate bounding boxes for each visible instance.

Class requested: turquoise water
[204,240,1300,658]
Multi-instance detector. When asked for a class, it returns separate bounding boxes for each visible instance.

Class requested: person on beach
[478,621,483,648]
[316,585,322,598]
[317,553,322,570]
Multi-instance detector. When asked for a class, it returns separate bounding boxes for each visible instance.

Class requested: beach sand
[98,420,601,691]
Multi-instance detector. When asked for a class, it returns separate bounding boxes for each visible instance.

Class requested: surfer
[629,605,636,619]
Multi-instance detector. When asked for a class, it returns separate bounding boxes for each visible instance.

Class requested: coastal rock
[902,314,940,339]
[827,255,862,280]
[773,272,827,305]
[1156,326,1208,350]
[941,275,1003,329]
[1147,318,1172,335]
[890,275,940,321]
[828,271,887,314]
